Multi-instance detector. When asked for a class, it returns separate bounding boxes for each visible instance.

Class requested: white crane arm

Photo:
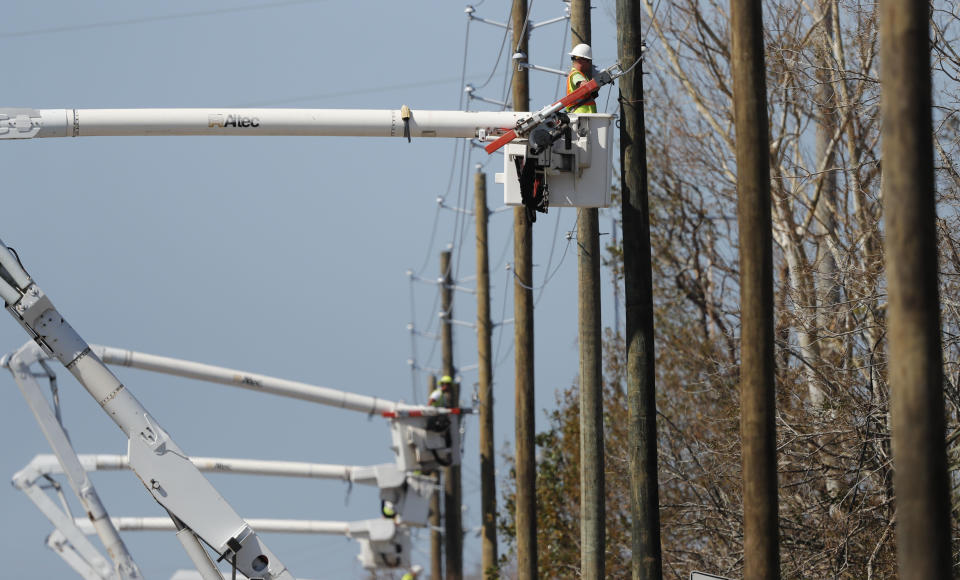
[5,340,141,580]
[20,452,401,487]
[91,344,467,417]
[0,108,526,139]
[74,517,353,536]
[46,529,111,580]
[0,238,294,580]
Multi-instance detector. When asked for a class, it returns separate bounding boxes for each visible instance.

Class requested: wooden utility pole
[729,0,779,577]
[570,2,605,578]
[616,0,663,576]
[475,170,498,578]
[879,1,953,577]
[427,374,443,580]
[440,250,463,580]
[511,1,537,578]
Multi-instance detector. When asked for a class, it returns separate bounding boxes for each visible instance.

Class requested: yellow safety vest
[566,69,598,114]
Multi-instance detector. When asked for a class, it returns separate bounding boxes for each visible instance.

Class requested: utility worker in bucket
[427,375,454,443]
[428,375,453,408]
[567,43,599,114]
[381,499,397,519]
[401,564,424,580]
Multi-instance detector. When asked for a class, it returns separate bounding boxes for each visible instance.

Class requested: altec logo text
[208,114,261,128]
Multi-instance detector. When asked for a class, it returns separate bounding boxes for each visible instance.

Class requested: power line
[0,0,327,40]
[241,77,470,107]
[470,4,514,92]
[534,208,572,305]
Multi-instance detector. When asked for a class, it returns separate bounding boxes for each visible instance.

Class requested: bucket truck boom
[0,103,617,211]
[4,340,141,580]
[0,239,294,580]
[17,452,430,574]
[87,344,471,472]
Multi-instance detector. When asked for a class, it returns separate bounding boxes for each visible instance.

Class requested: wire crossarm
[0,238,295,580]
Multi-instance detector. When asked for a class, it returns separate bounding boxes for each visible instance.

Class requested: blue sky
[0,1,621,577]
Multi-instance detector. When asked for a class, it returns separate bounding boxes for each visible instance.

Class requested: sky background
[0,1,623,578]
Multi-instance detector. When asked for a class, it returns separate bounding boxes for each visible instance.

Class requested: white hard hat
[569,43,593,60]
[411,564,424,574]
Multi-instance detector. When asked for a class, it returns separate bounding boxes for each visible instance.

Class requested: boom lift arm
[3,340,141,580]
[0,101,619,213]
[16,452,435,527]
[18,453,427,574]
[46,529,112,580]
[0,239,295,580]
[69,517,413,572]
[0,108,525,140]
[86,344,472,472]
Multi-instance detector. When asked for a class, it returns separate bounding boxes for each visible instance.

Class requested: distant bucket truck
[0,241,465,578]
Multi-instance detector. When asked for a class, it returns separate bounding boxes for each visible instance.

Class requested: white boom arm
[32,340,469,473]
[0,108,525,139]
[85,344,468,472]
[19,453,430,577]
[74,517,351,535]
[47,529,111,580]
[18,452,427,502]
[89,344,462,417]
[0,239,294,580]
[71,518,412,572]
[4,340,142,580]
[0,105,617,210]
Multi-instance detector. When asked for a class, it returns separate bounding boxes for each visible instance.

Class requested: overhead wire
[470,3,514,92]
[240,77,469,107]
[432,12,483,379]
[413,12,474,280]
[493,263,516,370]
[451,145,475,285]
[534,208,568,305]
[0,0,327,39]
[408,276,422,404]
[554,17,571,99]
[407,8,476,390]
